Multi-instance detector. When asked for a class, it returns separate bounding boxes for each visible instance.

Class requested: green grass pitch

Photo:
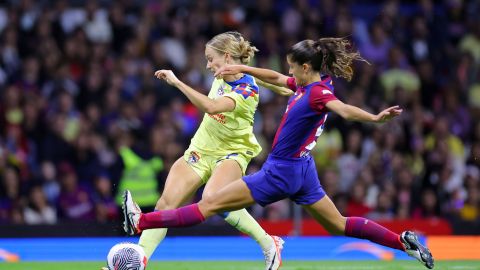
[0,261,479,270]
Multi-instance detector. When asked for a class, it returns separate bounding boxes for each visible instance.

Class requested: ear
[302,63,310,73]
[224,53,232,64]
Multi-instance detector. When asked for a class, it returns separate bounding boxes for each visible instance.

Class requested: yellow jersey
[189,74,262,159]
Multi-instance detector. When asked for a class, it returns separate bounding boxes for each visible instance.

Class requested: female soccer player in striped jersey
[136,32,288,270]
[123,37,434,269]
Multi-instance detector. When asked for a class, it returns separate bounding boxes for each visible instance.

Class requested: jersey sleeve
[309,85,338,112]
[286,77,297,91]
[223,83,258,112]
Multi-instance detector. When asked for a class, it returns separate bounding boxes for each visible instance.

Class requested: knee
[198,194,220,216]
[201,190,214,201]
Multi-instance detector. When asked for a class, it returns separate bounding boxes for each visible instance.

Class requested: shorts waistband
[266,154,312,163]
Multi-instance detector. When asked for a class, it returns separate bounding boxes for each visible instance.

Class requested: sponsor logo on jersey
[188,151,201,164]
[322,89,332,95]
[208,113,226,124]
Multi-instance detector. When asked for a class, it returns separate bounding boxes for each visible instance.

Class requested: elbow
[204,105,217,115]
[204,103,223,114]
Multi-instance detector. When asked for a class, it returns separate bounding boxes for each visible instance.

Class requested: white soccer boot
[263,235,284,270]
[122,190,142,235]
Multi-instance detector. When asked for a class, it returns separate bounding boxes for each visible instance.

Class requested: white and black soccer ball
[106,242,147,270]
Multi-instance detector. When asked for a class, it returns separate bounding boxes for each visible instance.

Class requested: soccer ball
[106,242,147,270]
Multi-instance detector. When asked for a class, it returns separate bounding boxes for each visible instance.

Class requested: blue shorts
[243,155,326,207]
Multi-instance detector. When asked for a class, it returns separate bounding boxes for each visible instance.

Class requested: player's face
[287,56,308,85]
[205,46,227,75]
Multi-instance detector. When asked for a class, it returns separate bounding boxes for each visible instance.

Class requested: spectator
[23,185,57,224]
[0,0,478,229]
[57,162,95,221]
[92,173,118,223]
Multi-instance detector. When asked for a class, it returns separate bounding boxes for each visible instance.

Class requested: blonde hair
[206,31,258,64]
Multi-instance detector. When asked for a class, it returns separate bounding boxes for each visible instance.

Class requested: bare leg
[303,195,434,268]
[303,195,404,249]
[202,159,243,199]
[138,157,202,258]
[199,177,256,217]
[154,158,202,210]
[132,177,256,231]
[204,160,274,250]
[302,195,346,235]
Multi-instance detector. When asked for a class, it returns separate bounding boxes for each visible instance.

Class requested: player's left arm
[310,86,402,123]
[256,78,294,96]
[155,69,235,114]
[326,100,402,123]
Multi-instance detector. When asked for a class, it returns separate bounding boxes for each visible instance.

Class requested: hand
[374,105,403,123]
[214,64,244,77]
[154,70,180,86]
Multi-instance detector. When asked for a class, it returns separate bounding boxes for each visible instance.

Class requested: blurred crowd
[0,0,480,229]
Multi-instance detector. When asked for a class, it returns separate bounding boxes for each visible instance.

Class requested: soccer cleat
[263,235,284,270]
[122,190,142,235]
[400,231,434,269]
[100,267,109,270]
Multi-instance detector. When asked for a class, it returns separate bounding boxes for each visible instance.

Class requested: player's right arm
[215,65,290,88]
[155,70,235,114]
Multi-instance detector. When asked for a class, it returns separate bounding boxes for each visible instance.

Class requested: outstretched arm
[215,65,290,88]
[155,70,235,114]
[326,100,402,123]
[256,78,294,96]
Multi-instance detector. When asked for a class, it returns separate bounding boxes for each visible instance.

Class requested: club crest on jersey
[217,85,225,96]
[188,151,201,164]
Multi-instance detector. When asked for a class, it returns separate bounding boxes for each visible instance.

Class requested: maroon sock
[139,204,205,230]
[345,217,405,251]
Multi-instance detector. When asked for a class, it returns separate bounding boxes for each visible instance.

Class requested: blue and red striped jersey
[271,76,337,158]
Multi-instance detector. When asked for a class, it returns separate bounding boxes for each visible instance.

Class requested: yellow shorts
[183,148,251,184]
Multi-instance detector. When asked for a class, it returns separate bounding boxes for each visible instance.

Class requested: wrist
[241,65,251,73]
[173,79,182,87]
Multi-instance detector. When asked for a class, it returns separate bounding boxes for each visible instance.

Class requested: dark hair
[287,37,367,81]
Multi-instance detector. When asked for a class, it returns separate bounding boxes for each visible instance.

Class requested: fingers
[376,105,403,123]
[384,105,403,115]
[154,70,165,79]
[213,68,222,77]
[154,70,173,81]
[383,105,400,111]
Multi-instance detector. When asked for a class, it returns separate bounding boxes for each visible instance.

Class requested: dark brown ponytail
[288,37,368,81]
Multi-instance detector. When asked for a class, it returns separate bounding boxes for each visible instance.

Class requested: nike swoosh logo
[268,253,276,270]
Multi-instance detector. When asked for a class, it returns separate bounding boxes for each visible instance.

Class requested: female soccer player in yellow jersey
[140,32,289,269]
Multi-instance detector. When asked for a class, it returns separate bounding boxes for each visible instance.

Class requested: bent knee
[198,194,221,215]
[155,197,178,210]
[201,190,214,201]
